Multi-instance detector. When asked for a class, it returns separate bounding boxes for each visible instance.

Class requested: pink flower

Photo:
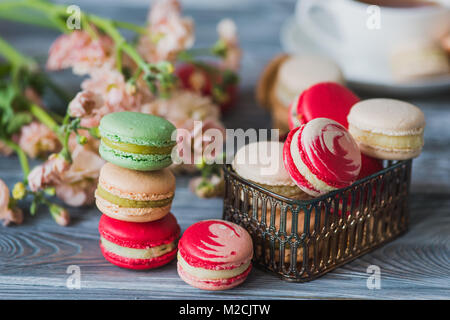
[68,90,103,119]
[47,30,114,75]
[141,90,224,171]
[141,90,221,127]
[18,122,61,158]
[28,154,70,192]
[0,179,23,226]
[217,19,241,71]
[61,144,105,183]
[148,0,181,24]
[56,179,97,207]
[69,68,151,128]
[55,144,105,207]
[138,0,194,62]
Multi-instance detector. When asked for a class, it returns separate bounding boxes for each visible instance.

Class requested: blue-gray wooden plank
[0,0,449,300]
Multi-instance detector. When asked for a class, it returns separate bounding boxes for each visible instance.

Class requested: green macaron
[99,112,176,171]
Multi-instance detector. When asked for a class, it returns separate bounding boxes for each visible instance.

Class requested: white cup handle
[295,0,344,52]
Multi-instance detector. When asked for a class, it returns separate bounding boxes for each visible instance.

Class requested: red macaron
[288,82,360,130]
[176,63,237,113]
[177,219,253,290]
[99,213,180,270]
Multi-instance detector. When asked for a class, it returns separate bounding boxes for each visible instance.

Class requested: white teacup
[295,0,450,77]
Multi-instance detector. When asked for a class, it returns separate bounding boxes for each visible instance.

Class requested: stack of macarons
[95,111,180,270]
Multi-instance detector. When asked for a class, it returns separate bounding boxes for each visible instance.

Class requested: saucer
[280,15,450,95]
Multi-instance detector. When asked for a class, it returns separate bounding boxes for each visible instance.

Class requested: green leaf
[0,7,60,30]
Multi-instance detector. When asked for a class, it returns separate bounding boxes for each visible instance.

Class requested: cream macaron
[274,55,345,107]
[347,99,425,160]
[95,162,175,222]
[232,141,308,199]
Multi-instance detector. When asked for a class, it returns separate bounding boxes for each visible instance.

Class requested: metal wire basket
[222,160,412,282]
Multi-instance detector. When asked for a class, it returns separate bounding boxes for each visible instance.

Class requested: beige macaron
[273,55,345,107]
[258,55,344,134]
[232,141,307,199]
[95,162,175,222]
[347,99,425,160]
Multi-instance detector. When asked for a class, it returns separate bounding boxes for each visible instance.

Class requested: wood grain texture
[0,0,449,300]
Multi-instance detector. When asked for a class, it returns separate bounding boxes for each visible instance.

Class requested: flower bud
[77,135,88,145]
[49,203,70,226]
[12,182,26,200]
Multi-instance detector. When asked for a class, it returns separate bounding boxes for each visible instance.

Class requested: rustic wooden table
[0,0,449,300]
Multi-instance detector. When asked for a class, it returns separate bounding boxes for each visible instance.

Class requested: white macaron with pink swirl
[283,118,362,197]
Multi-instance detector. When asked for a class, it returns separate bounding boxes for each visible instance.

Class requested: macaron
[286,82,382,179]
[283,118,362,197]
[232,141,308,199]
[177,219,253,291]
[99,213,180,270]
[288,82,360,130]
[95,162,175,222]
[347,99,425,160]
[274,56,344,108]
[99,111,176,171]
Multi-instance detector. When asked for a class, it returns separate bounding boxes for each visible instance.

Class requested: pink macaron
[283,118,362,197]
[99,213,180,270]
[177,219,253,291]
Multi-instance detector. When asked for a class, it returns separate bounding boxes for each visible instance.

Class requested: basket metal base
[223,160,412,282]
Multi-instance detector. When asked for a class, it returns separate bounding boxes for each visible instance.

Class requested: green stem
[29,103,72,162]
[1,139,30,181]
[59,129,72,163]
[0,1,163,77]
[113,20,147,34]
[28,104,60,135]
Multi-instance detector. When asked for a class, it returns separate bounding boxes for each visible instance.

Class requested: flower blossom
[217,18,241,71]
[141,90,221,127]
[138,0,194,62]
[0,179,23,226]
[141,90,225,171]
[55,144,105,207]
[68,67,151,128]
[47,30,114,75]
[18,122,61,158]
[28,153,70,192]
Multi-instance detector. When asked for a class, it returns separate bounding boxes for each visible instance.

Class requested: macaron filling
[101,136,175,155]
[178,253,251,280]
[96,185,173,208]
[101,237,176,259]
[349,125,424,151]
